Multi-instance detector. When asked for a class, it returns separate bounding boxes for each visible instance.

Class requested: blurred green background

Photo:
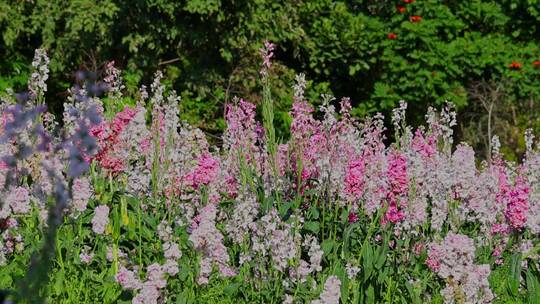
[2,0,540,160]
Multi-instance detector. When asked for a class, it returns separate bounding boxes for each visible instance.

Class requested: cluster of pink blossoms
[504,175,529,230]
[411,129,437,158]
[344,156,366,201]
[91,107,138,173]
[183,153,220,189]
[384,151,408,224]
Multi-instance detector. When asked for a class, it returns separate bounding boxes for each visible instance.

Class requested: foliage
[2,0,540,154]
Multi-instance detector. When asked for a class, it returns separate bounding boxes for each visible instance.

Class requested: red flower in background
[396,5,406,13]
[533,60,540,68]
[509,61,522,69]
[387,33,397,40]
[403,0,415,3]
[410,15,422,23]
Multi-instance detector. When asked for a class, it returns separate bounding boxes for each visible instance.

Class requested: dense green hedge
[2,0,540,155]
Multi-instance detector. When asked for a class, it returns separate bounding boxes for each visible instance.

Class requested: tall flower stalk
[259,40,279,180]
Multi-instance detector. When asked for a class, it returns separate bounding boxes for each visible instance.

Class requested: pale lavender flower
[189,204,235,284]
[157,221,173,242]
[7,186,31,214]
[426,232,494,303]
[252,209,297,273]
[225,192,259,244]
[28,49,50,100]
[115,266,141,291]
[259,40,275,77]
[72,177,93,212]
[525,128,534,156]
[91,205,110,234]
[312,275,341,304]
[293,74,306,102]
[132,283,160,304]
[163,259,179,276]
[283,294,294,304]
[146,263,167,289]
[104,61,125,99]
[79,246,94,264]
[391,100,407,133]
[304,234,323,273]
[163,242,182,260]
[345,263,361,279]
[106,245,126,262]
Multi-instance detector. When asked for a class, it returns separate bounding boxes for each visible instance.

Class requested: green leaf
[309,205,320,220]
[321,239,335,255]
[508,253,522,296]
[304,221,320,234]
[53,271,65,296]
[224,282,242,296]
[278,201,293,218]
[366,284,375,304]
[526,270,540,304]
[375,244,387,270]
[363,243,374,281]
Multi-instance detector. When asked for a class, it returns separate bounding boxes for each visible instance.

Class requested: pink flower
[111,107,137,132]
[184,153,220,189]
[413,242,424,256]
[411,129,436,158]
[491,223,509,235]
[91,106,138,174]
[344,157,366,201]
[383,151,408,224]
[140,138,151,153]
[387,151,408,196]
[384,202,405,224]
[100,155,125,173]
[504,175,529,230]
[492,246,503,257]
[348,212,359,223]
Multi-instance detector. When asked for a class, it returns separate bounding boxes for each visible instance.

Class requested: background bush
[2,0,540,157]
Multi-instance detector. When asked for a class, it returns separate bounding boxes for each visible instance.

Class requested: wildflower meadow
[1,42,540,304]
